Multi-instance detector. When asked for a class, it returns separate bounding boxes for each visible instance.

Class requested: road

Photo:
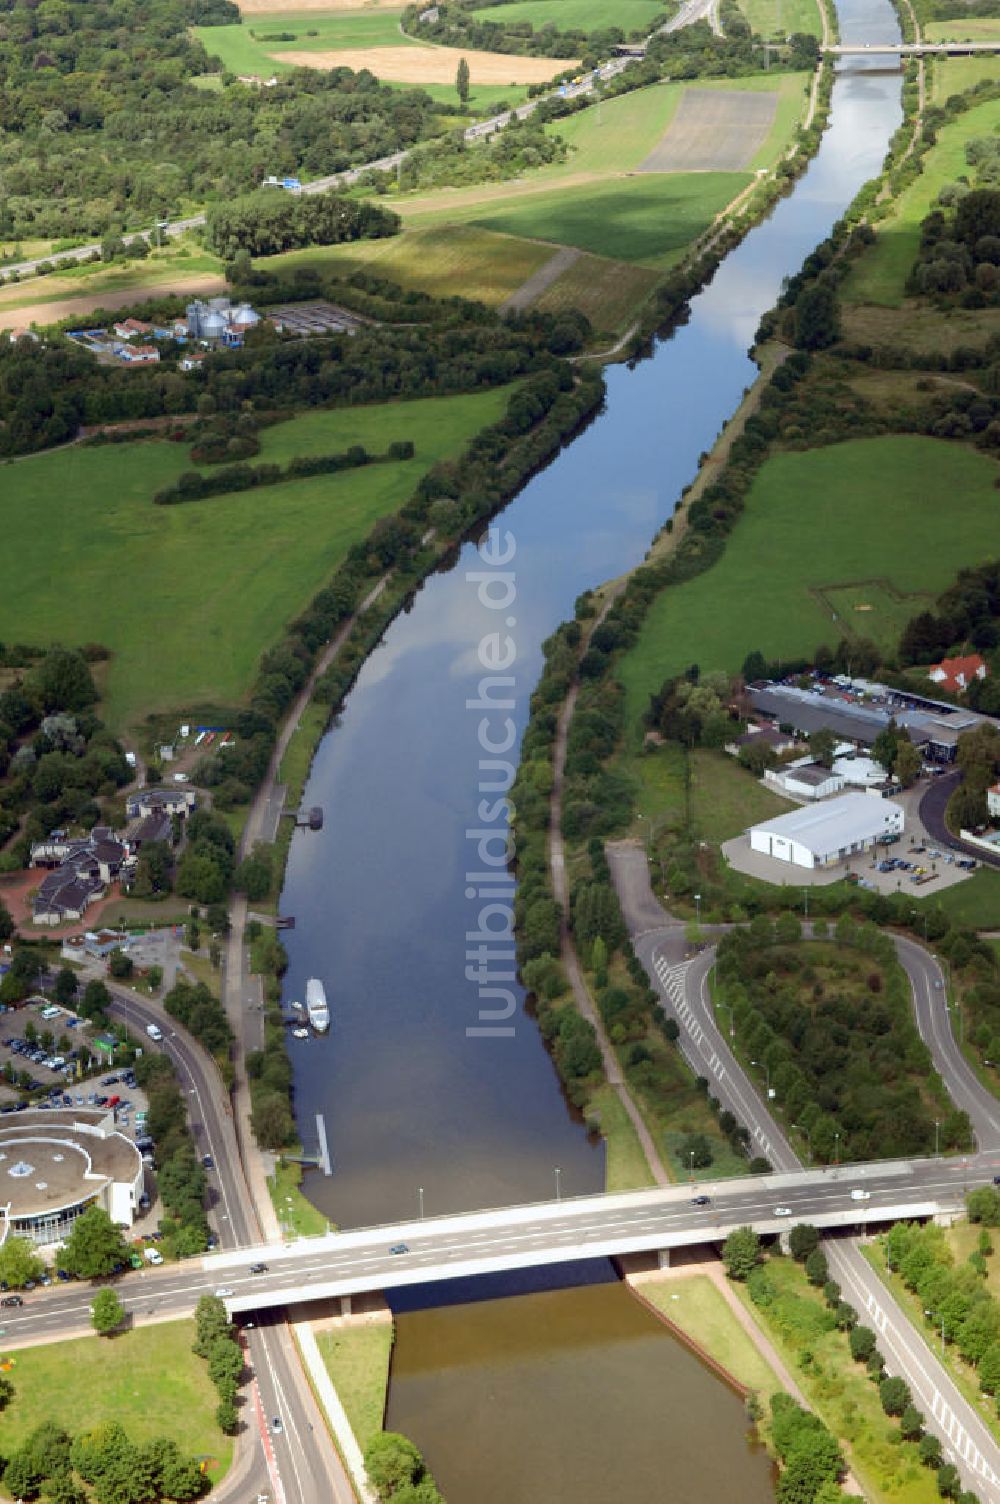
[608,839,1000,1500]
[105,987,353,1504]
[920,769,1000,871]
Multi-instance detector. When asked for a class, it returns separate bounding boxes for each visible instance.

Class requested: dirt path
[500,246,580,313]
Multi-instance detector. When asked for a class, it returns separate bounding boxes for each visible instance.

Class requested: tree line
[153,440,413,506]
[204,191,400,260]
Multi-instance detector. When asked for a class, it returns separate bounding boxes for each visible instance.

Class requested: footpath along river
[280,0,903,1230]
[278,2,905,1498]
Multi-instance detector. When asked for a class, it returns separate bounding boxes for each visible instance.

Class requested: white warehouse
[748,792,904,869]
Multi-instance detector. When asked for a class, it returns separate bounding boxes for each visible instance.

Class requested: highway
[608,839,1000,1501]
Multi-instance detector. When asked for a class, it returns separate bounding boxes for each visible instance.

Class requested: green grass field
[633,742,790,833]
[932,868,1000,928]
[0,1322,231,1478]
[641,1273,781,1395]
[465,173,749,265]
[842,95,1000,307]
[316,1323,392,1450]
[590,1083,657,1190]
[930,53,1000,102]
[736,0,823,37]
[474,0,666,31]
[925,18,1000,40]
[0,388,511,729]
[195,10,406,74]
[616,435,1000,734]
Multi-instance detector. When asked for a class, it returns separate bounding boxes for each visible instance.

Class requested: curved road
[608,839,1000,1501]
[107,986,353,1504]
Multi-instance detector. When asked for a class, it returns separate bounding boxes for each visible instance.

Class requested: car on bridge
[773,1206,792,1217]
[691,1195,711,1207]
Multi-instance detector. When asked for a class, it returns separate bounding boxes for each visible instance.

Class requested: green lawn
[633,742,790,832]
[0,1322,231,1479]
[932,867,1000,928]
[473,0,666,31]
[736,0,823,37]
[0,388,511,730]
[842,95,1000,307]
[617,436,1000,734]
[316,1323,392,1450]
[590,1083,657,1191]
[925,18,1000,40]
[930,53,1000,103]
[641,1273,781,1395]
[195,10,408,74]
[269,1156,331,1237]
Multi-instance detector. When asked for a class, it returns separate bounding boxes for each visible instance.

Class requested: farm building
[747,792,904,870]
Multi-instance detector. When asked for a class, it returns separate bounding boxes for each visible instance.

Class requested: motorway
[609,839,1000,1501]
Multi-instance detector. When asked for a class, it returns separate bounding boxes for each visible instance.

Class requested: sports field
[842,95,1000,306]
[736,0,823,36]
[616,435,1000,735]
[0,388,512,729]
[473,0,666,29]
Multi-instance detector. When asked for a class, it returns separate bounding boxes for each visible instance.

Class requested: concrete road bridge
[826,40,1000,55]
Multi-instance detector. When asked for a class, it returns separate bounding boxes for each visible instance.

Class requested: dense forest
[0,0,450,237]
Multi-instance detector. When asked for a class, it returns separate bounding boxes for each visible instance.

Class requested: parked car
[214,1287,234,1299]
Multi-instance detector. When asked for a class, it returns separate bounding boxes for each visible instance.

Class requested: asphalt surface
[608,840,1000,1501]
[920,769,1000,871]
[106,986,352,1504]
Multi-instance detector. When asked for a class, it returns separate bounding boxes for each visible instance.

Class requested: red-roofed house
[113,317,153,340]
[118,343,160,365]
[927,653,988,695]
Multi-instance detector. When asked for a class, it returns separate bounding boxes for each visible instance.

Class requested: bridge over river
[826,39,1000,54]
[204,1152,991,1315]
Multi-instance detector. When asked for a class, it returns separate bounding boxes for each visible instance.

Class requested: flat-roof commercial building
[748,792,904,870]
[0,1109,143,1246]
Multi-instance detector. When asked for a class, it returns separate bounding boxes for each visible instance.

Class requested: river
[280,0,903,1231]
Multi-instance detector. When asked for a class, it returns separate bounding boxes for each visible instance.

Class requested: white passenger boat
[305,977,330,1033]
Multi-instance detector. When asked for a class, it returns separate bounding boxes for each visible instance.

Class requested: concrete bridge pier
[340,1294,352,1317]
[657,1248,672,1269]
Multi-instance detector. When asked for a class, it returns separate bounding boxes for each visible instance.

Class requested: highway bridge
[825,40,1000,55]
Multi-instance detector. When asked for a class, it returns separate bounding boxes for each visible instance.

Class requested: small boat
[292,1027,309,1040]
[306,977,330,1033]
[290,999,305,1013]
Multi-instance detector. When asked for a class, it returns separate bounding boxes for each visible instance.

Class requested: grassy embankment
[316,1324,393,1450]
[269,1155,330,1236]
[269,72,809,336]
[639,1272,783,1395]
[730,1256,943,1504]
[0,1322,232,1482]
[0,387,511,733]
[930,53,1000,103]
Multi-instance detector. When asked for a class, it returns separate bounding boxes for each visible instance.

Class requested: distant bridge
[825,40,1000,56]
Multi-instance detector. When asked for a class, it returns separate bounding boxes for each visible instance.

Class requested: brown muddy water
[385,1281,777,1504]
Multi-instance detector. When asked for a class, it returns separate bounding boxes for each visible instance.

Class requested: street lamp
[924,1307,946,1356]
[934,1120,940,1157]
[694,892,702,925]
[834,1129,841,1165]
[689,1149,695,1183]
[751,1057,771,1094]
[554,1166,562,1203]
[418,1186,425,1220]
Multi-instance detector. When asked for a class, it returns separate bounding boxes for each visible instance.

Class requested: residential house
[927,654,988,695]
[724,724,799,759]
[33,868,105,926]
[126,788,195,820]
[125,811,173,853]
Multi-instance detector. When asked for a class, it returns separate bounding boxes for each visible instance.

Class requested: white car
[214,1286,234,1298]
[773,1206,792,1217]
[850,1189,871,1202]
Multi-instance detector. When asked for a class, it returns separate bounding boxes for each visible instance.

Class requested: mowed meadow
[0,388,511,729]
[615,435,1000,739]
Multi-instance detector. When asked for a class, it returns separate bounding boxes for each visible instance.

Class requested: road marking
[253,1370,286,1504]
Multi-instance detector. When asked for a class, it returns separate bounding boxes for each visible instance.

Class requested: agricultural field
[925,17,1000,40]
[473,0,667,29]
[615,435,1000,737]
[0,1322,231,1480]
[736,0,824,37]
[0,245,224,329]
[0,387,512,730]
[841,95,1000,307]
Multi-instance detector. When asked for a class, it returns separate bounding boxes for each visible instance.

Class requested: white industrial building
[764,760,845,801]
[748,792,904,869]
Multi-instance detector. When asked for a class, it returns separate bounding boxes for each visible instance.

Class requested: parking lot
[0,1000,149,1129]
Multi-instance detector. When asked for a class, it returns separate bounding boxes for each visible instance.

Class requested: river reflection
[279,0,903,1230]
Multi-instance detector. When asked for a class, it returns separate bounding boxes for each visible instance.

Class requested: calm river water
[280,1,903,1497]
[280,0,903,1229]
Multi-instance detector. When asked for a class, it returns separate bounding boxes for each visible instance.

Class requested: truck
[145,1023,163,1042]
